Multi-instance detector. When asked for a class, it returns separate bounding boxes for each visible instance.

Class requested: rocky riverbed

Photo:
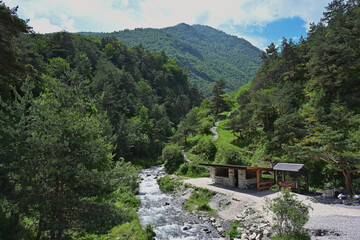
[137,165,228,239]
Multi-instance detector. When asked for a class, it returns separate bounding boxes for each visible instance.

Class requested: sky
[4,0,332,50]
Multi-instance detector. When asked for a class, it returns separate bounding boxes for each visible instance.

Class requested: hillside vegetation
[167,0,360,196]
[0,2,202,239]
[81,23,262,97]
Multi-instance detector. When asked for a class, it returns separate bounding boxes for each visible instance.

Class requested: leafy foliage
[263,188,312,237]
[162,145,185,174]
[157,176,182,193]
[227,0,360,192]
[183,187,216,213]
[178,162,209,177]
[80,23,262,97]
[0,2,203,239]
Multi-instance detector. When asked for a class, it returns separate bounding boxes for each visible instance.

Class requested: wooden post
[274,170,277,182]
[256,170,260,192]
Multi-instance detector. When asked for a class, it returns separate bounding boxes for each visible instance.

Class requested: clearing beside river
[184,177,360,240]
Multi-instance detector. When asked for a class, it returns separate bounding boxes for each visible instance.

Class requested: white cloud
[4,0,332,47]
[60,14,77,32]
[30,17,63,33]
[236,34,269,51]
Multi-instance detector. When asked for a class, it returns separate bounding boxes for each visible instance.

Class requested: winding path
[210,122,220,141]
[210,111,232,142]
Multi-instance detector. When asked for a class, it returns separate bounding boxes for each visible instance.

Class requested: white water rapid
[137,165,227,240]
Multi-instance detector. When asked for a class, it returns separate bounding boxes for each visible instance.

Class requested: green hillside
[168,1,360,195]
[0,3,203,238]
[80,23,262,97]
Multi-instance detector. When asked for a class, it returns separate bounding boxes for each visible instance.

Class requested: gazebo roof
[199,163,273,171]
[273,163,307,172]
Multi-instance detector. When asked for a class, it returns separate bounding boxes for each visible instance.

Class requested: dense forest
[168,0,360,196]
[1,0,360,239]
[0,2,202,239]
[81,23,262,97]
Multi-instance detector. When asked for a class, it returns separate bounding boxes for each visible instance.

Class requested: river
[137,165,227,240]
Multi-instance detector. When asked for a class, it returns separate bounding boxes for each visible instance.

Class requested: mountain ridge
[80,23,262,97]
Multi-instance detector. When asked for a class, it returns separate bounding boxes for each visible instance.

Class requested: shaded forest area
[168,0,360,196]
[0,2,202,239]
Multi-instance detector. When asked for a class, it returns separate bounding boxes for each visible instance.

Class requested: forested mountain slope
[168,0,360,196]
[80,23,262,97]
[0,2,202,238]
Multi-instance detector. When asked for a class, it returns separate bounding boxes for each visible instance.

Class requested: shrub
[272,232,310,240]
[199,116,215,134]
[191,138,216,162]
[215,146,244,165]
[227,221,243,239]
[157,176,181,193]
[263,188,312,237]
[178,162,209,177]
[183,187,216,212]
[144,223,156,240]
[162,145,184,173]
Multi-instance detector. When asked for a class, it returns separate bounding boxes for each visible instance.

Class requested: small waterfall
[137,165,226,240]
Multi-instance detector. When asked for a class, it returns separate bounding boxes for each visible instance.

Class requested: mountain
[80,23,262,97]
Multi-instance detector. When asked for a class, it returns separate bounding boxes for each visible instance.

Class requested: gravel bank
[305,215,360,240]
[184,177,360,239]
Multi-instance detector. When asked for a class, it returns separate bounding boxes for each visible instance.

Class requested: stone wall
[211,167,236,187]
[210,167,261,188]
[238,170,247,189]
[214,176,236,186]
[210,167,216,182]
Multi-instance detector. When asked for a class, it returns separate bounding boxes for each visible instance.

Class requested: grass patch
[74,220,155,240]
[178,162,210,178]
[272,232,310,240]
[130,157,164,169]
[157,176,182,193]
[227,221,244,240]
[186,133,213,150]
[183,187,216,213]
[216,119,238,146]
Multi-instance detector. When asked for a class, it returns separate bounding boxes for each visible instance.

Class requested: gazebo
[199,163,276,192]
[273,163,309,193]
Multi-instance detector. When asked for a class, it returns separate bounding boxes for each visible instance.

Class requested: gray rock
[249,232,257,240]
[259,223,269,229]
[217,227,224,233]
[210,217,216,222]
[214,222,222,228]
[263,229,270,237]
[241,233,248,240]
[182,226,190,231]
[250,225,257,232]
[255,234,262,240]
[237,227,245,233]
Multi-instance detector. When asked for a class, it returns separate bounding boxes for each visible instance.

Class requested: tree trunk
[9,210,19,233]
[35,214,43,240]
[343,170,356,196]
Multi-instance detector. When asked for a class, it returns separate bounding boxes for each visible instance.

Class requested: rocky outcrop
[234,206,273,240]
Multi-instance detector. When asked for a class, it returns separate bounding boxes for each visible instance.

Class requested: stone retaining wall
[214,176,236,186]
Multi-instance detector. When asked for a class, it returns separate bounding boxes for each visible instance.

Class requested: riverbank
[137,166,228,239]
[184,177,360,240]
